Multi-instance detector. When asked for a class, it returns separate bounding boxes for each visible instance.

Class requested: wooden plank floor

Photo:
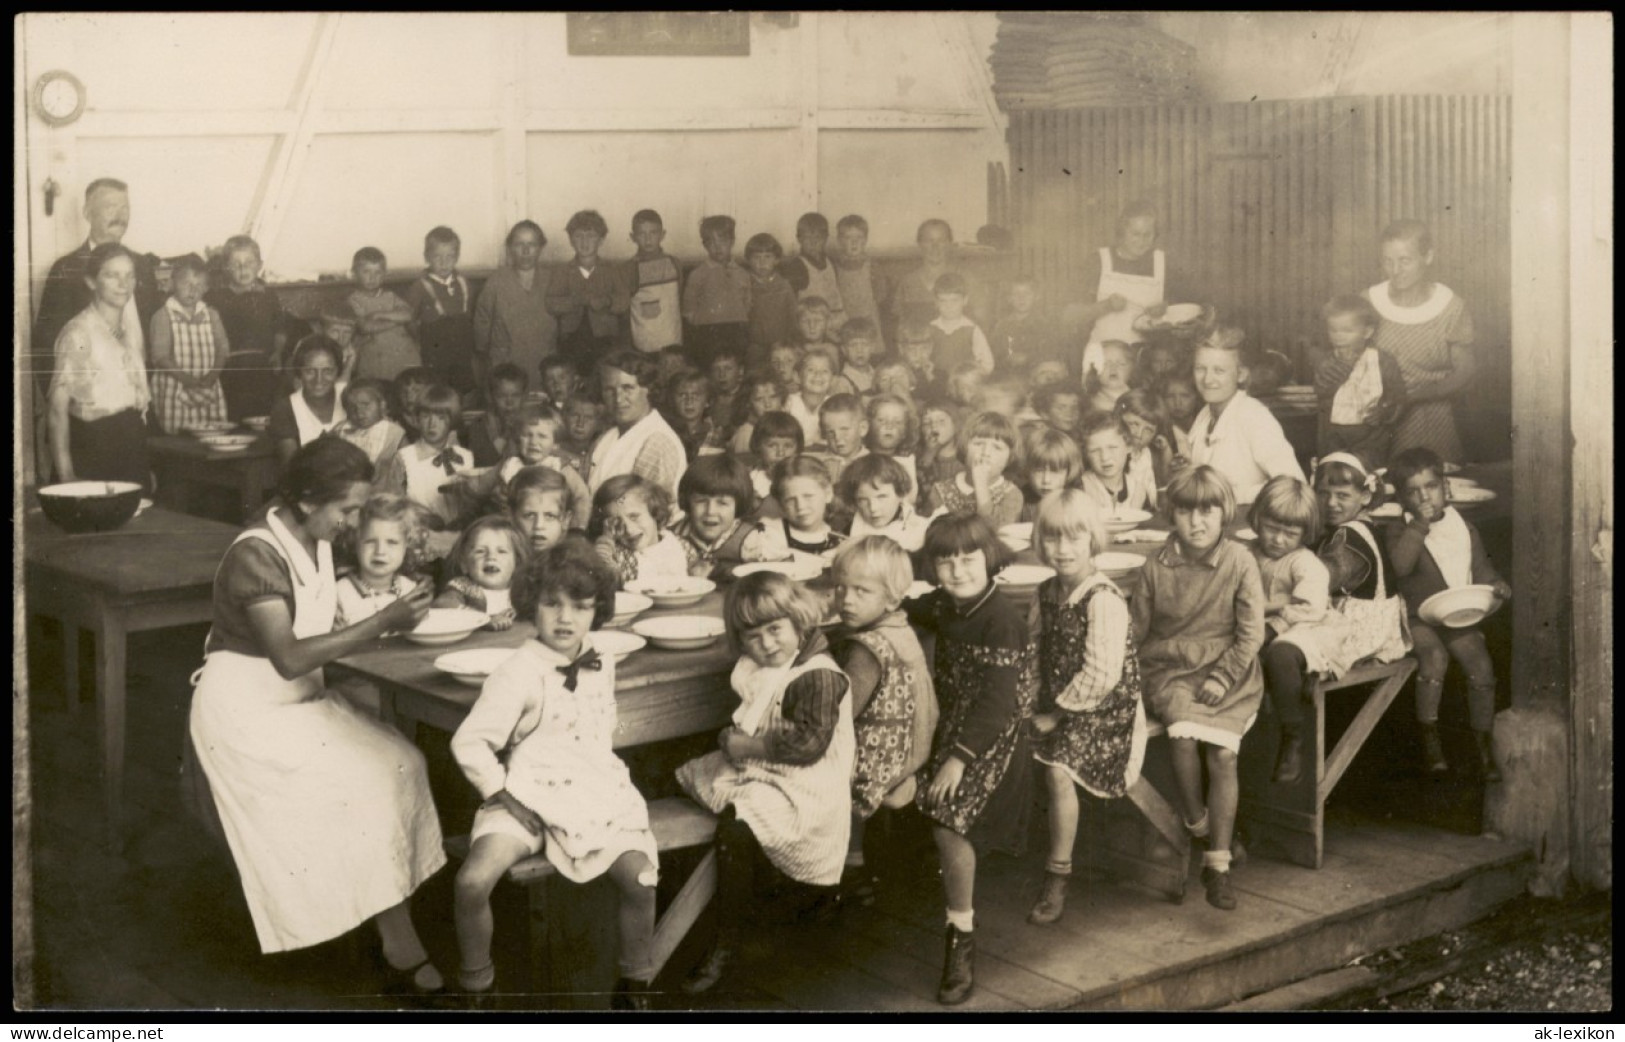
[21,623,1531,1012]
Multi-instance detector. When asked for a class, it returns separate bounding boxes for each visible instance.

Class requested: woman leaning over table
[188,438,448,994]
[269,334,348,466]
[47,242,153,492]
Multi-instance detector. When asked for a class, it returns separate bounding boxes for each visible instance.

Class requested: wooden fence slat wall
[1009,95,1511,458]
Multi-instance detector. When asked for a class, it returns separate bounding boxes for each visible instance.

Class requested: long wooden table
[23,503,242,845]
[148,433,279,525]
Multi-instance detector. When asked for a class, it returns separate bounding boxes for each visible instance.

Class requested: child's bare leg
[375,897,443,991]
[1168,737,1208,833]
[1044,764,1080,866]
[454,834,531,990]
[607,850,658,983]
[848,813,868,863]
[932,825,977,923]
[1203,744,1239,857]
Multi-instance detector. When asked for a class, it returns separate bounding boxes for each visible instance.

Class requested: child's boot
[1473,730,1502,784]
[1027,863,1070,925]
[611,976,654,1011]
[1419,722,1448,774]
[1272,730,1304,785]
[937,925,976,1005]
[1200,851,1236,911]
[680,946,733,995]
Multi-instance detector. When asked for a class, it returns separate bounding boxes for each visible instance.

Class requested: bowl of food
[404,608,488,647]
[632,615,726,651]
[1103,508,1154,534]
[1418,585,1501,629]
[592,629,647,663]
[1093,551,1148,578]
[625,576,715,609]
[241,416,271,432]
[994,564,1056,594]
[609,592,655,628]
[36,480,144,533]
[434,648,519,686]
[733,557,824,582]
[197,432,260,453]
[998,522,1033,553]
[184,421,237,437]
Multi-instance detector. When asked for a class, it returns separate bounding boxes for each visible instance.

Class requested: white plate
[1450,487,1497,504]
[608,592,654,628]
[1369,502,1403,518]
[625,576,715,608]
[632,615,725,651]
[905,580,936,600]
[1233,527,1257,541]
[242,416,271,431]
[1104,508,1154,533]
[1113,528,1166,545]
[1447,477,1479,489]
[734,558,824,582]
[997,522,1034,552]
[1161,302,1204,324]
[405,608,489,646]
[592,629,647,662]
[1418,585,1501,628]
[199,433,259,452]
[1093,551,1147,575]
[184,422,237,437]
[41,480,143,498]
[995,564,1056,591]
[434,647,519,686]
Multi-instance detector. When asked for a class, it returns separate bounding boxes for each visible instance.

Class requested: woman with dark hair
[588,349,687,504]
[269,335,348,465]
[188,438,447,993]
[46,242,153,491]
[473,219,556,394]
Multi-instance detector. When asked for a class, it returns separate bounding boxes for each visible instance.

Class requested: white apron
[1275,520,1412,678]
[1085,247,1164,376]
[189,510,445,953]
[676,652,854,885]
[288,388,348,446]
[629,255,684,352]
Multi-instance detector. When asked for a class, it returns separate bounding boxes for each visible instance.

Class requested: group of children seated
[220,207,1506,1008]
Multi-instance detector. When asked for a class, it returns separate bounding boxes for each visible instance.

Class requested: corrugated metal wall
[1009,96,1511,452]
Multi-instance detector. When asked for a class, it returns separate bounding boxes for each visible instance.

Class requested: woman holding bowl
[47,242,153,492]
[189,437,447,992]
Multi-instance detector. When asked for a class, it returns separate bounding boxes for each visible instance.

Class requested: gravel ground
[1329,892,1612,1012]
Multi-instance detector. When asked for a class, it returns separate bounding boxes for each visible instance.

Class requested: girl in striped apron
[676,573,855,994]
[148,255,229,434]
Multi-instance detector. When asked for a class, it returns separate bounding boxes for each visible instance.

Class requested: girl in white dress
[382,383,474,527]
[188,439,446,992]
[451,544,658,1009]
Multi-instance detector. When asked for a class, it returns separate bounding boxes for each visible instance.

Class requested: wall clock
[33,70,86,128]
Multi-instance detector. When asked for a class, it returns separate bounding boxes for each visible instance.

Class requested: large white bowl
[1094,551,1148,577]
[434,647,519,686]
[632,615,726,651]
[404,608,488,647]
[198,432,259,453]
[241,416,271,432]
[625,576,715,608]
[1418,585,1501,628]
[1103,508,1154,534]
[592,629,647,662]
[734,557,824,582]
[995,564,1056,593]
[609,592,654,628]
[184,421,238,437]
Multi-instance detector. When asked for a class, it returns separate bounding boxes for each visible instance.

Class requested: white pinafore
[188,510,445,953]
[676,652,854,886]
[288,388,348,446]
[1085,246,1164,376]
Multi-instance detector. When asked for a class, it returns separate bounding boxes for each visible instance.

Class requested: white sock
[1202,849,1232,872]
[946,908,975,933]
[845,850,866,868]
[1186,811,1211,839]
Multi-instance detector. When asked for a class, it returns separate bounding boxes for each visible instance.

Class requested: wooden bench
[1239,657,1418,869]
[447,796,717,1007]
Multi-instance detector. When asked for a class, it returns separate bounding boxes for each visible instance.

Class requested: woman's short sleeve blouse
[204,536,294,656]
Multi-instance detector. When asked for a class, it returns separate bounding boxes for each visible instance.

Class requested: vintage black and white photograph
[12,11,1612,1018]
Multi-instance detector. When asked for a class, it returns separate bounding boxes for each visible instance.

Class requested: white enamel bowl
[184,422,237,437]
[1094,551,1148,577]
[198,433,259,453]
[434,648,519,686]
[632,615,726,651]
[1103,508,1154,534]
[592,629,648,662]
[734,557,824,582]
[1418,585,1501,629]
[625,576,715,609]
[404,608,488,647]
[994,564,1056,594]
[998,522,1033,553]
[609,592,654,628]
[242,416,271,432]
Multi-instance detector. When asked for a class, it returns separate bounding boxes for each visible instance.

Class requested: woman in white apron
[1073,203,1172,377]
[270,336,348,466]
[189,438,447,992]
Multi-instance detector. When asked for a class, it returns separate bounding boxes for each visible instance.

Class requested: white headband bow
[1312,452,1379,492]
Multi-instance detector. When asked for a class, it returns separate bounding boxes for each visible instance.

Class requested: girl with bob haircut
[1133,465,1264,913]
[922,410,1027,528]
[676,572,855,995]
[907,512,1035,1004]
[1020,425,1085,522]
[671,453,771,579]
[589,473,688,586]
[839,453,933,553]
[433,516,529,630]
[1025,488,1147,927]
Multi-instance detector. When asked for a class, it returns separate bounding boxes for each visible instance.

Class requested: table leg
[93,604,128,848]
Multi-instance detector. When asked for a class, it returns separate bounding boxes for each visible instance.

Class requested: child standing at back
[548,209,630,372]
[743,233,797,366]
[405,227,476,397]
[833,215,890,341]
[207,234,288,421]
[1133,466,1265,912]
[1314,294,1408,466]
[451,544,659,1009]
[928,273,994,378]
[682,215,751,368]
[676,572,855,994]
[1026,490,1146,925]
[907,514,1037,1004]
[891,219,978,333]
[780,213,846,332]
[836,318,881,395]
[148,253,229,434]
[626,209,684,354]
[990,276,1061,376]
[347,246,420,382]
[1385,448,1511,781]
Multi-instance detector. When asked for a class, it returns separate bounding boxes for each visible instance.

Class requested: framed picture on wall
[566,12,750,56]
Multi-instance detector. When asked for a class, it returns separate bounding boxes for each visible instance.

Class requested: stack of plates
[1272,385,1319,406]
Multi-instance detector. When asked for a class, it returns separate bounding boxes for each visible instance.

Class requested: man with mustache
[30,177,164,400]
